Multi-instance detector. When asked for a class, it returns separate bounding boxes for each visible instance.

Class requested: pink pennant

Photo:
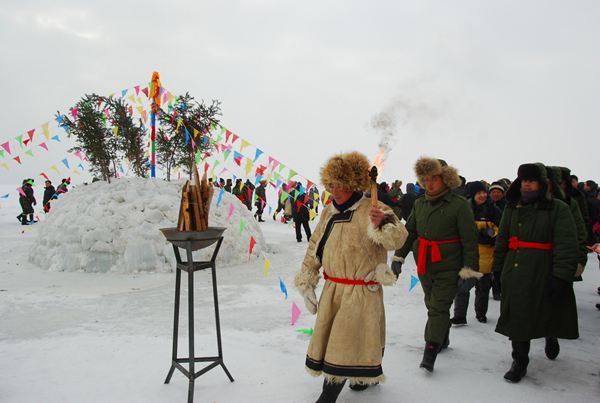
[27,129,35,142]
[292,302,301,325]
[1,142,10,155]
[219,167,228,176]
[71,108,79,119]
[84,157,89,162]
[39,142,48,151]
[135,85,140,95]
[16,187,26,197]
[226,203,235,221]
[271,160,280,173]
[104,109,111,119]
[73,151,82,160]
[249,236,257,260]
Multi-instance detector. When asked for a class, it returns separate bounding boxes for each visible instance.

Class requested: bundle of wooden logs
[177,161,215,231]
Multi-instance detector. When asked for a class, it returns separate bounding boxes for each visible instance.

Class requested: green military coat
[395,190,479,272]
[492,200,578,340]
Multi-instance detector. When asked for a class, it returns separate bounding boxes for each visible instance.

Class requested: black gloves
[457,277,477,292]
[391,261,403,279]
[548,276,570,303]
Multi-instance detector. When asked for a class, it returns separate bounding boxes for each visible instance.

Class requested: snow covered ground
[1,181,599,403]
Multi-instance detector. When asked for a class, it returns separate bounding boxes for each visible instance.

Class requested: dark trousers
[295,219,311,241]
[511,340,530,365]
[453,273,492,318]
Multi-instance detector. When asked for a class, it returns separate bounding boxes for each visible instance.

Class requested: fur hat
[505,163,553,209]
[393,180,402,187]
[414,157,461,189]
[320,151,371,192]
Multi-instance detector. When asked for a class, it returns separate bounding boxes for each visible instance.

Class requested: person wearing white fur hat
[392,157,480,372]
[294,151,408,403]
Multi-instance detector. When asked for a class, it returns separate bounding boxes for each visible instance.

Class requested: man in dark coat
[57,178,70,195]
[399,183,418,221]
[393,158,480,372]
[492,163,578,383]
[292,183,312,242]
[224,179,232,193]
[583,180,600,245]
[18,179,36,224]
[489,181,507,213]
[42,180,57,212]
[254,180,267,222]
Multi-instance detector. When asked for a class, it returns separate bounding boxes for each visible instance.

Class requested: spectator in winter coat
[273,183,288,222]
[393,158,480,372]
[291,182,312,242]
[492,163,578,383]
[224,179,232,193]
[489,181,507,213]
[547,166,588,281]
[243,180,254,211]
[583,180,600,246]
[18,179,36,225]
[254,180,267,222]
[57,178,70,195]
[308,185,320,214]
[294,152,408,401]
[450,181,502,325]
[232,179,245,205]
[387,181,403,219]
[452,175,469,198]
[375,182,400,210]
[42,180,57,212]
[399,183,418,221]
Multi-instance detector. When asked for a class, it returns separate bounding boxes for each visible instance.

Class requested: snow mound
[29,178,267,273]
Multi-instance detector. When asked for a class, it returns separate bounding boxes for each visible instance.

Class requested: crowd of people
[292,152,599,403]
[16,178,70,225]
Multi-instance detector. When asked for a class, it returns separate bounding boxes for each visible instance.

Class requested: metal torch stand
[164,237,234,403]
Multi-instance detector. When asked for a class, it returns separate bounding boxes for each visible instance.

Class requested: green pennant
[0,150,4,158]
[211,121,217,130]
[288,169,297,181]
[278,163,286,173]
[294,190,300,200]
[15,135,24,148]
[273,172,280,181]
[196,149,202,164]
[280,191,288,204]
[208,138,215,147]
[216,135,222,144]
[25,150,34,157]
[220,127,226,135]
[223,150,231,161]
[239,219,246,240]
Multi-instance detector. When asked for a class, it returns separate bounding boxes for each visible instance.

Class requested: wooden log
[177,188,185,230]
[201,173,209,229]
[182,181,192,231]
[192,161,207,230]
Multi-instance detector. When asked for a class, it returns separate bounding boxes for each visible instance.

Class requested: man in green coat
[492,163,578,383]
[392,157,480,372]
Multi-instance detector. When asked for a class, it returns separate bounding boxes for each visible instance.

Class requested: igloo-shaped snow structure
[29,178,267,273]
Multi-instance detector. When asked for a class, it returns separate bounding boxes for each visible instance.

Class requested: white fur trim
[375,263,397,286]
[367,213,404,249]
[458,267,483,279]
[390,256,405,263]
[364,271,380,292]
[323,373,387,386]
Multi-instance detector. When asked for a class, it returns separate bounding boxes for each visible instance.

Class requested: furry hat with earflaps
[505,162,554,209]
[414,157,461,189]
[320,151,371,192]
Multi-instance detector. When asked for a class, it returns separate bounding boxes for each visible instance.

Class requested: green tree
[157,93,221,180]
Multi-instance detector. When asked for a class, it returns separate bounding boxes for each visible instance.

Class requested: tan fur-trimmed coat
[294,196,408,385]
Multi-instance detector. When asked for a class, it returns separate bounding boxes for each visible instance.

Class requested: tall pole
[150,71,162,178]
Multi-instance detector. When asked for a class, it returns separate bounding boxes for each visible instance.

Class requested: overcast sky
[1,0,598,187]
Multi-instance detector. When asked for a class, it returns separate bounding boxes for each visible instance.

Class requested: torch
[369,166,378,208]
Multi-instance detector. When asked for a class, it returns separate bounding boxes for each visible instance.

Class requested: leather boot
[315,379,346,403]
[419,341,441,372]
[545,337,560,360]
[504,340,530,383]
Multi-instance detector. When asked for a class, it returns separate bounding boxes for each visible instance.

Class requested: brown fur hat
[414,156,461,189]
[320,151,371,192]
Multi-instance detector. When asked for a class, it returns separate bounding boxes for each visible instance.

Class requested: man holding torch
[294,151,408,402]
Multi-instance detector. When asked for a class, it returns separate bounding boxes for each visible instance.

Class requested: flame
[370,147,386,178]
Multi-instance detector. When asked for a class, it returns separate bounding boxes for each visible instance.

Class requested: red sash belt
[417,237,462,275]
[323,270,378,285]
[508,236,553,251]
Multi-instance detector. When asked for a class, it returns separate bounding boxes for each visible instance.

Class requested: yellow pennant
[314,193,319,201]
[193,128,199,138]
[323,190,331,204]
[309,209,317,221]
[264,258,270,277]
[73,170,80,175]
[41,122,50,141]
[176,118,182,132]
[240,139,250,153]
[137,97,142,104]
[109,93,116,98]
[50,165,60,175]
[136,106,144,117]
[112,127,118,137]
[173,165,178,174]
[245,158,254,176]
[128,94,135,103]
[144,150,150,158]
[1,163,8,170]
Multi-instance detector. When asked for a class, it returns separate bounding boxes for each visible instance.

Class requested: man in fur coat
[392,157,480,372]
[294,151,408,403]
